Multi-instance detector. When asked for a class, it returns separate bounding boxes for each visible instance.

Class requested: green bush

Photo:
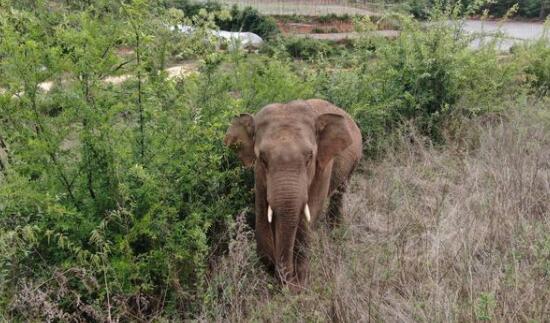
[317,13,352,23]
[282,37,333,60]
[222,5,279,39]
[166,0,279,39]
[485,0,547,18]
[519,38,550,96]
[315,14,519,154]
[403,0,548,19]
[404,0,432,19]
[0,2,306,320]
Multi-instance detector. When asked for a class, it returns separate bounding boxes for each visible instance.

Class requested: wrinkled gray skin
[224,99,362,291]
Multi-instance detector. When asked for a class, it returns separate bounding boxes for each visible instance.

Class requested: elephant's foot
[275,260,308,293]
[279,273,305,294]
[292,227,310,290]
[295,258,309,289]
[259,254,276,275]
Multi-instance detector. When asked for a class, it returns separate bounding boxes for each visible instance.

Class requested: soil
[277,20,355,34]
[294,30,400,42]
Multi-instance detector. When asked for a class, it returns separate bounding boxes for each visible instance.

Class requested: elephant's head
[224,102,352,284]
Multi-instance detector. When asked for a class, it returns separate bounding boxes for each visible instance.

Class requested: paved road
[297,20,548,50]
[462,20,548,40]
[461,20,548,50]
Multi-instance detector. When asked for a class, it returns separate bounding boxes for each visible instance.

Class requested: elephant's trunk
[267,170,307,284]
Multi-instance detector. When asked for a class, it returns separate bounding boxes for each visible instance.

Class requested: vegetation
[0,0,548,321]
[165,0,280,39]
[398,0,549,19]
[265,37,336,60]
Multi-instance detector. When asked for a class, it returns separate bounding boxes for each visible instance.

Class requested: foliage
[279,37,334,60]
[314,13,521,155]
[165,0,279,39]
[401,0,549,19]
[0,0,549,320]
[222,5,280,39]
[516,35,550,96]
[317,13,352,23]
[0,1,303,320]
[483,0,547,18]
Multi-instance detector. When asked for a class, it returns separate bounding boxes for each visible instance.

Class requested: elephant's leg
[255,212,275,270]
[255,179,276,270]
[293,222,310,287]
[326,182,347,228]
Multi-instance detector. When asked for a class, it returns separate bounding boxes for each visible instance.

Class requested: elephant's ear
[224,114,256,167]
[316,113,352,168]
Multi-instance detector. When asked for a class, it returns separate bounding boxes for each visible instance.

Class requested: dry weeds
[202,101,550,322]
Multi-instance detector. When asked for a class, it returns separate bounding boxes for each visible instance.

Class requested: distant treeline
[401,0,549,19]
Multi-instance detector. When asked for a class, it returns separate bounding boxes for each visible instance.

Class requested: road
[461,19,548,50]
[297,20,548,50]
[462,20,548,40]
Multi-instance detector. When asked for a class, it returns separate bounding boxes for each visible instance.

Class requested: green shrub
[316,14,518,155]
[0,1,315,317]
[312,27,326,33]
[520,38,550,96]
[485,0,547,18]
[166,1,279,39]
[317,13,352,23]
[404,0,432,19]
[402,0,548,19]
[222,5,279,39]
[282,37,333,60]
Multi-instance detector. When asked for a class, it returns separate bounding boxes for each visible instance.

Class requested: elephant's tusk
[268,205,273,223]
[304,204,311,222]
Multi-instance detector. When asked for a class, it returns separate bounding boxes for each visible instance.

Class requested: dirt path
[0,62,198,166]
[294,30,399,41]
[1,61,198,96]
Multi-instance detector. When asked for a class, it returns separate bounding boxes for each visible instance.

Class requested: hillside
[0,0,549,321]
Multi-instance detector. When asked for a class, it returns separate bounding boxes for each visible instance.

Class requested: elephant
[224,99,362,291]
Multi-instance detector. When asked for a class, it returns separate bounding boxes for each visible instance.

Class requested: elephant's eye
[259,153,268,168]
[305,152,313,167]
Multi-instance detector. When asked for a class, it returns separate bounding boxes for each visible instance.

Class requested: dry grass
[201,100,550,322]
